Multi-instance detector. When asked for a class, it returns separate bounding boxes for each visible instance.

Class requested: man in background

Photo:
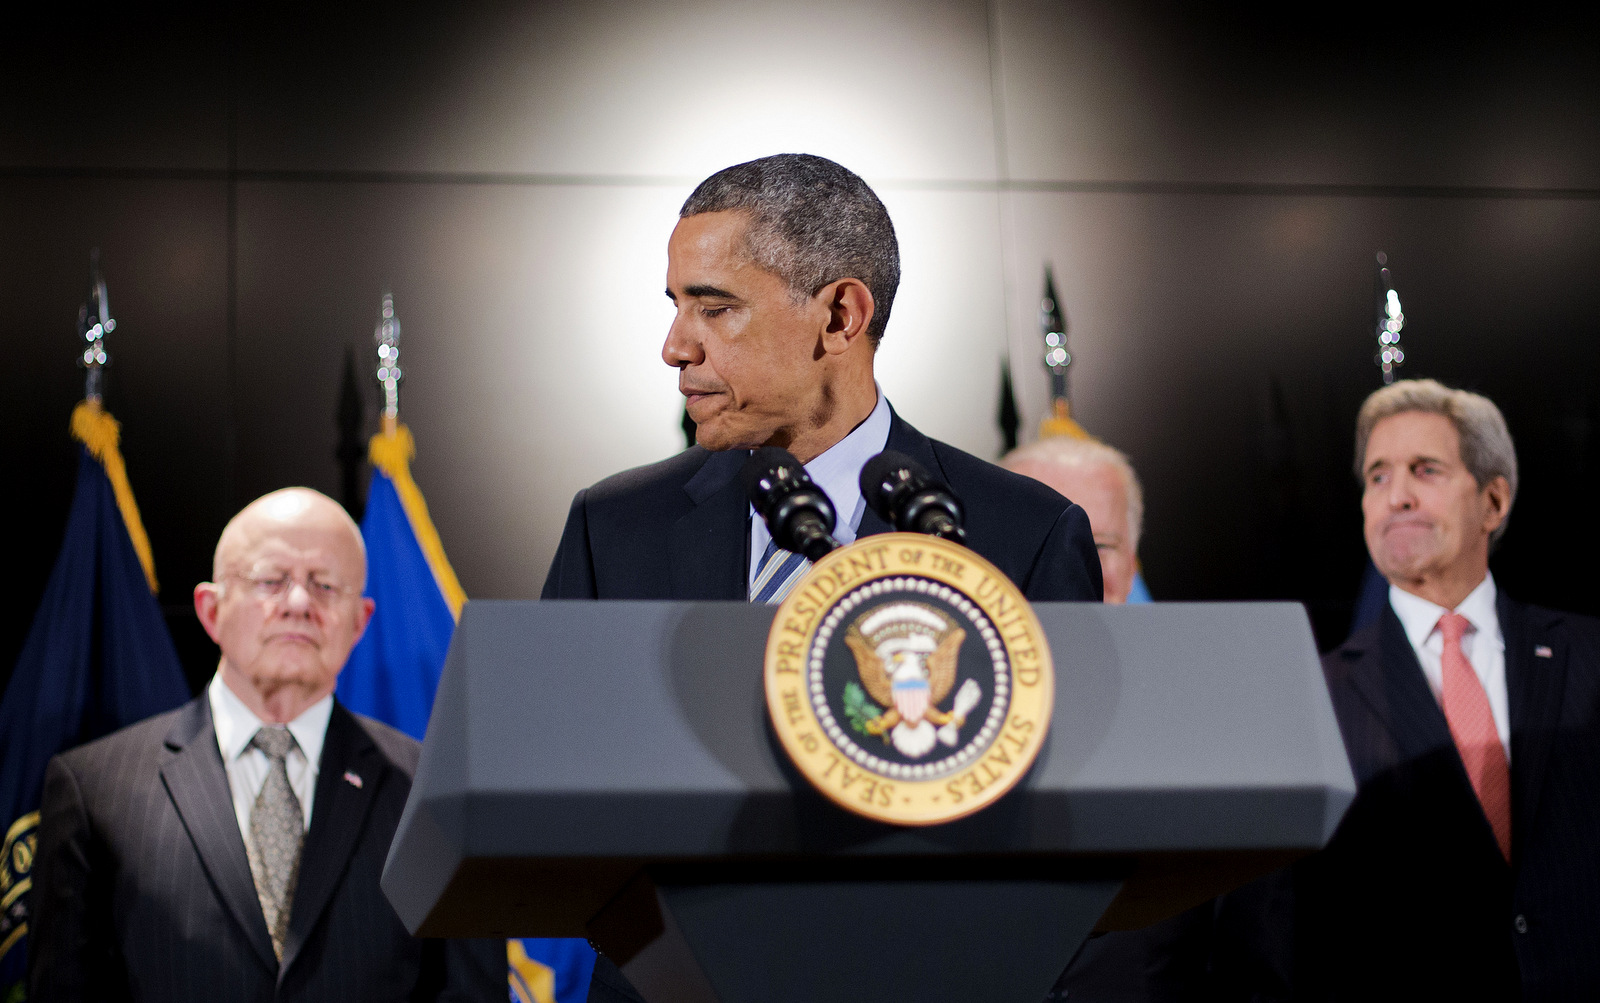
[1003,437,1143,604]
[28,488,507,1001]
[1230,379,1600,999]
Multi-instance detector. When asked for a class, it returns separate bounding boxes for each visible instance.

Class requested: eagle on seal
[844,601,980,758]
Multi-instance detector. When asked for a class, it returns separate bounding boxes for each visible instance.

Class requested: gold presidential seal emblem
[764,532,1053,825]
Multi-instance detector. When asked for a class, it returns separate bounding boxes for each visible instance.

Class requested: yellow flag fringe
[70,400,159,593]
[1038,398,1093,442]
[368,423,467,621]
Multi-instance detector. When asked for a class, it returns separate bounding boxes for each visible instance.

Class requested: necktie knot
[1437,611,1473,646]
[250,727,296,764]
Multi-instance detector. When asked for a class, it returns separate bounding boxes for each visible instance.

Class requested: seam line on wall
[1,166,1597,200]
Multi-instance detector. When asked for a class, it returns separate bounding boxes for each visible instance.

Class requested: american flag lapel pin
[343,771,364,788]
[1534,645,1553,659]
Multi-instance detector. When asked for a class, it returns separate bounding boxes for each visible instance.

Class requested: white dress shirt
[747,388,893,590]
[209,672,333,836]
[1388,574,1511,759]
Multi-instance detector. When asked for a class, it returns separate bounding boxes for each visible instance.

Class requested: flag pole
[367,292,466,619]
[1037,266,1090,441]
[71,251,159,593]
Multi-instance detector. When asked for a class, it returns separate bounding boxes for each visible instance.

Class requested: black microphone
[859,450,968,543]
[741,447,841,561]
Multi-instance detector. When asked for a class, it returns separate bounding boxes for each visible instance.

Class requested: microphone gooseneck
[741,447,842,562]
[858,450,968,543]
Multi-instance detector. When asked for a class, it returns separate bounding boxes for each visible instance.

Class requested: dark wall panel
[0,9,228,171]
[1004,190,1600,641]
[998,3,1600,188]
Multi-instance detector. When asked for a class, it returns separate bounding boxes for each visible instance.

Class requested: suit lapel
[1502,595,1568,856]
[1344,608,1456,765]
[669,448,750,600]
[159,697,278,973]
[883,408,944,483]
[279,703,384,980]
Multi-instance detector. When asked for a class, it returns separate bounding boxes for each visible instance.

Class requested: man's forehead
[1366,411,1461,465]
[237,534,342,567]
[667,211,763,289]
[216,491,364,573]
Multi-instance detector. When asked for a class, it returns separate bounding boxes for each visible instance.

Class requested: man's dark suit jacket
[541,408,1103,602]
[1281,595,1600,1001]
[28,694,506,1002]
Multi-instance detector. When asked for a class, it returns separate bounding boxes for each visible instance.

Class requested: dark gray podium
[382,601,1353,1003]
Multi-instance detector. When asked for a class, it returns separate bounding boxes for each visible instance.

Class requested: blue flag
[0,403,190,998]
[338,468,457,741]
[1350,559,1388,637]
[334,424,595,1003]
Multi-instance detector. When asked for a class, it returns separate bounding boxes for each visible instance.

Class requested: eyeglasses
[228,572,360,606]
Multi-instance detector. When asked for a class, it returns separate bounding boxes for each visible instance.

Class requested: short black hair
[681,154,900,346]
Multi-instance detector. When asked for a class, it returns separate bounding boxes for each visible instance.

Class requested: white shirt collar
[751,387,892,549]
[803,388,892,543]
[1388,572,1504,651]
[209,671,334,769]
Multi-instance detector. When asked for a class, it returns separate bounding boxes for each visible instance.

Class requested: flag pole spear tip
[78,248,115,404]
[375,289,402,435]
[1039,265,1085,439]
[1372,252,1405,386]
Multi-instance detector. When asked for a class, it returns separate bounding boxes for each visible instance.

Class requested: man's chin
[693,420,762,453]
[1372,547,1439,584]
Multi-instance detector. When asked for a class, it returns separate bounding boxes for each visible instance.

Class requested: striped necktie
[750,537,809,604]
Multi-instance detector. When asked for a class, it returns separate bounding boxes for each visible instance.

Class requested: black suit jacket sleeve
[29,755,123,1001]
[1022,503,1102,602]
[542,488,596,599]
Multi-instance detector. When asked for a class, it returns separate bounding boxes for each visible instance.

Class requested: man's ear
[194,582,224,643]
[351,597,376,644]
[1482,475,1512,533]
[819,278,875,356]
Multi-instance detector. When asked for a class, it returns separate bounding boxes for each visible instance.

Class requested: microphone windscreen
[741,446,807,511]
[859,450,930,512]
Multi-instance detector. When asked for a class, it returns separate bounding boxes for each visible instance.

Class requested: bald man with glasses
[28,487,509,1002]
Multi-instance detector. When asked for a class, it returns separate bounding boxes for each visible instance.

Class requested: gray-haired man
[1234,378,1600,999]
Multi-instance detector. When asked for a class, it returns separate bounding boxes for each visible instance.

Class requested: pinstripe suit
[1286,596,1600,1001]
[27,694,504,1002]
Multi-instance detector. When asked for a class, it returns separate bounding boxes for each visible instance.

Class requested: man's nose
[1387,473,1417,510]
[662,312,703,368]
[281,581,315,615]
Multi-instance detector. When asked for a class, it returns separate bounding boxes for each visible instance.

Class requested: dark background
[4,4,1598,697]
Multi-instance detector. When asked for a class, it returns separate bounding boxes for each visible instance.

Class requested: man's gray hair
[681,154,900,345]
[1354,378,1518,545]
[1002,437,1144,551]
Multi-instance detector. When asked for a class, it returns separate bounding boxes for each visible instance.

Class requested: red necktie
[1437,612,1512,861]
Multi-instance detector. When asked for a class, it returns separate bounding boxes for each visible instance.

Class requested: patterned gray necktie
[247,727,304,961]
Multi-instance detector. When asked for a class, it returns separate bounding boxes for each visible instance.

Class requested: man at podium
[542,153,1101,607]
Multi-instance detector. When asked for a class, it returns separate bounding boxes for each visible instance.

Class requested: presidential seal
[764,532,1053,825]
